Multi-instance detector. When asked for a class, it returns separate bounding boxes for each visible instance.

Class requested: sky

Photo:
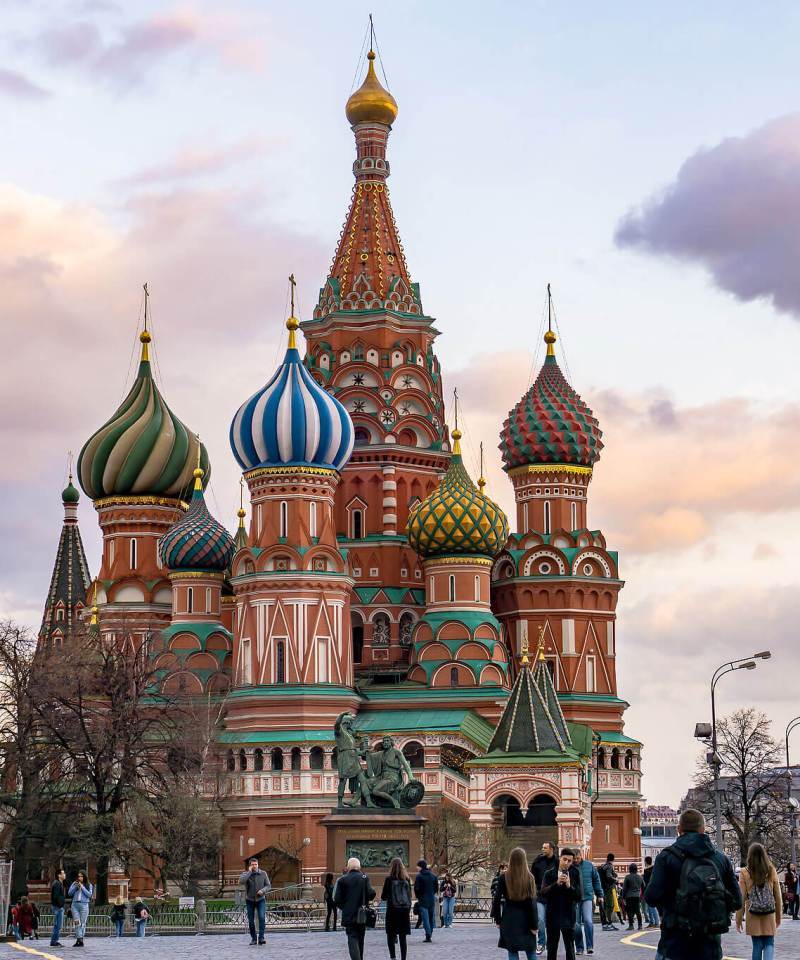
[3,0,800,806]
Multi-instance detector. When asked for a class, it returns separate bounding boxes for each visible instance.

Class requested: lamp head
[739,661,757,671]
[753,650,771,660]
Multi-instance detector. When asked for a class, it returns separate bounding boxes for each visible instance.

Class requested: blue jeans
[114,918,124,937]
[645,902,659,926]
[536,900,547,948]
[574,899,594,951]
[506,951,536,960]
[136,919,146,937]
[71,902,89,939]
[246,899,266,942]
[50,907,65,945]
[419,904,435,938]
[751,935,774,960]
[442,896,455,927]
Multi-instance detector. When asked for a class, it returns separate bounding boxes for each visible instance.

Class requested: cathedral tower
[301,49,451,674]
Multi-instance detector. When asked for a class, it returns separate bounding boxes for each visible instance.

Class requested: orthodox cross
[289,273,296,316]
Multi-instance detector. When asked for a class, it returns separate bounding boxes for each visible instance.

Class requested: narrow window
[474,575,480,602]
[448,575,456,602]
[206,587,212,613]
[309,501,317,538]
[449,667,459,687]
[276,640,286,683]
[522,501,529,533]
[241,638,251,684]
[543,501,551,535]
[352,509,363,539]
[109,539,115,564]
[570,501,577,530]
[186,587,193,613]
[254,749,264,772]
[317,637,328,683]
[280,501,288,538]
[130,538,137,570]
[586,655,596,692]
[429,576,435,602]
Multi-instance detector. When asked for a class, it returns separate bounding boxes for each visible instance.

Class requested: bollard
[196,899,206,935]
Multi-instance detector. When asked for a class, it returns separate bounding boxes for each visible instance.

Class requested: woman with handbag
[334,856,376,960]
[736,843,782,960]
[491,846,538,960]
[381,858,412,960]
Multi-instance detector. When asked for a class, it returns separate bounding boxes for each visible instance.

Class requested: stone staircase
[504,826,559,863]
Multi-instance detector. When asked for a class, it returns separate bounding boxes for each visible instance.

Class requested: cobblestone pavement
[3,921,800,960]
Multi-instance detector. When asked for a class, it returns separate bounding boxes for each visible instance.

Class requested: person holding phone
[540,849,581,960]
[239,857,271,946]
[67,871,93,948]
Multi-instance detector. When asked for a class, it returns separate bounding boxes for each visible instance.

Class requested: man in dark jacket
[413,859,439,943]
[238,857,271,945]
[642,855,659,928]
[335,857,376,960]
[597,852,618,930]
[540,848,581,960]
[49,868,66,948]
[644,809,741,960]
[531,841,558,953]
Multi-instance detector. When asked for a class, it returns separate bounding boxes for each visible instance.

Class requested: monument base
[322,808,427,885]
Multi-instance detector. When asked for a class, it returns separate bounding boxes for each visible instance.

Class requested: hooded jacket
[644,831,741,960]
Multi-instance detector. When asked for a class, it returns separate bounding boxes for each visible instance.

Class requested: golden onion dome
[345,51,398,127]
[407,430,509,559]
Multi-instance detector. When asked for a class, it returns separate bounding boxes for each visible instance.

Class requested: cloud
[116,136,270,186]
[615,113,800,318]
[0,67,49,100]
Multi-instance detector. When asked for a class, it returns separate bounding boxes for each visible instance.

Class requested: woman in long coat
[736,842,782,959]
[491,846,538,959]
[381,857,412,960]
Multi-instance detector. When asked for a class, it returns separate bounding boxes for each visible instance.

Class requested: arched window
[597,747,606,769]
[373,613,390,646]
[352,612,364,663]
[226,750,235,772]
[402,741,425,768]
[610,748,620,769]
[352,508,363,539]
[309,501,317,538]
[543,502,551,535]
[186,587,193,613]
[570,502,577,530]
[310,746,324,770]
[399,612,414,646]
[474,575,480,602]
[280,501,288,538]
[205,587,212,613]
[624,749,634,770]
[354,428,370,447]
[253,748,264,772]
[291,747,301,771]
[130,538,137,570]
[276,641,286,683]
[448,575,456,602]
[271,747,284,771]
[450,666,459,687]
[56,608,64,622]
[238,749,248,771]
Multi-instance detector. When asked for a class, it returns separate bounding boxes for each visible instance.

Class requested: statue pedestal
[322,808,427,885]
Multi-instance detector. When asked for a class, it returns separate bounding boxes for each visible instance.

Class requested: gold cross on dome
[537,624,547,662]
[520,626,530,665]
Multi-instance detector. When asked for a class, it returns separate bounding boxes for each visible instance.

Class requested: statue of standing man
[334,713,375,808]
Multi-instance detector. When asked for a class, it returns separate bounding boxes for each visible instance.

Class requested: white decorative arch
[572,550,612,578]
[522,550,567,577]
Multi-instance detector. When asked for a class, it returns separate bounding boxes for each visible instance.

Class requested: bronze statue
[334,712,374,807]
[367,736,414,808]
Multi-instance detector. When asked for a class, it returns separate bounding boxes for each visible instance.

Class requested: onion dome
[407,430,508,559]
[499,329,603,471]
[159,467,234,572]
[78,328,209,500]
[345,50,398,126]
[230,316,354,473]
[62,476,80,504]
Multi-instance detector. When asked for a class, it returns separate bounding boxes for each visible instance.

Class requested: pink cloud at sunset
[0,67,49,100]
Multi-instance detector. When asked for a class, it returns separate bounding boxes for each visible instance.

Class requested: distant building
[640,805,679,861]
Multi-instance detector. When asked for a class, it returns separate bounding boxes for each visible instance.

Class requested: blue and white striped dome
[230,318,355,473]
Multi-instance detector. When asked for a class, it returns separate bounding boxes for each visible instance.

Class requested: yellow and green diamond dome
[407,431,508,559]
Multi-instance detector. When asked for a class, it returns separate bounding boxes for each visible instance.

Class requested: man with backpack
[644,808,741,960]
[598,854,618,931]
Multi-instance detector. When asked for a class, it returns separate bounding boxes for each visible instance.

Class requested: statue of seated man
[367,736,413,808]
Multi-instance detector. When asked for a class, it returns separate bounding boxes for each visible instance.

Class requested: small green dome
[62,478,80,503]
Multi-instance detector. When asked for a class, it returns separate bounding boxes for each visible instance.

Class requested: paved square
[3,921,799,960]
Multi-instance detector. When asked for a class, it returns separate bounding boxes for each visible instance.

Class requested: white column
[382,464,397,534]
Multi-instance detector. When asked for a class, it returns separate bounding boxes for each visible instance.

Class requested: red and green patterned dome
[500,331,603,471]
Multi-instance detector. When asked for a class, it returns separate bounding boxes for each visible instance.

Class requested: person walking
[132,897,149,937]
[540,848,581,960]
[67,871,93,948]
[16,897,35,940]
[239,857,271,946]
[413,859,439,943]
[784,863,798,921]
[110,898,126,938]
[492,864,508,900]
[598,854,618,931]
[644,808,741,960]
[621,863,644,931]
[573,848,603,955]
[381,857,412,960]
[50,868,67,947]
[324,872,338,932]
[643,856,659,928]
[440,873,457,929]
[736,842,782,960]
[491,846,539,960]
[532,842,558,954]
[334,857,376,960]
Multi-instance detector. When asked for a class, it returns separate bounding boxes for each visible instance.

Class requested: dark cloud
[0,67,49,100]
[615,113,800,318]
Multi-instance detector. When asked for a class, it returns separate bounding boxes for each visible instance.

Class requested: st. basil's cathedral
[39,45,643,886]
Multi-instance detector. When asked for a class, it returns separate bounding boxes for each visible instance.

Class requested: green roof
[355,709,495,750]
[567,722,595,757]
[557,693,630,708]
[418,610,501,633]
[487,657,571,756]
[218,729,336,744]
[361,684,506,703]
[469,748,583,767]
[596,731,641,746]
[353,586,425,605]
[226,684,358,700]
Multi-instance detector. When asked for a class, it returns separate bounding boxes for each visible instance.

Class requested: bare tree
[423,805,512,879]
[693,708,787,864]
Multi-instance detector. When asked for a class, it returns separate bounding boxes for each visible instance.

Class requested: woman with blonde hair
[491,846,538,960]
[736,842,782,960]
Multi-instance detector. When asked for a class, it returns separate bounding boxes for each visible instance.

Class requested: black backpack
[390,879,411,911]
[599,862,616,886]
[672,849,731,936]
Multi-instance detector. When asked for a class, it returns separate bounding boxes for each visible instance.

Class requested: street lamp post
[708,652,771,850]
[786,716,800,864]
